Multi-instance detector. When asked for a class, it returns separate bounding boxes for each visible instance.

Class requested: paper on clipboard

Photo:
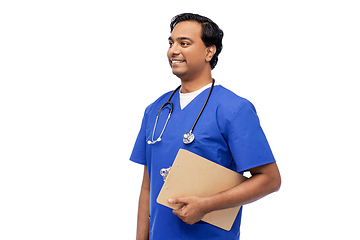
[156,149,247,231]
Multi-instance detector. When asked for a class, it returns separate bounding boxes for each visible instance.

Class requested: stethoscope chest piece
[183,132,195,144]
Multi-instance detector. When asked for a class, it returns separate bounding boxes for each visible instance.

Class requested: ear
[205,45,216,62]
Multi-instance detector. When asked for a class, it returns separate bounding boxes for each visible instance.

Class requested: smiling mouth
[171,60,185,64]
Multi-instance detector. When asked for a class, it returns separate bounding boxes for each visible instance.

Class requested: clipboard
[156,149,247,231]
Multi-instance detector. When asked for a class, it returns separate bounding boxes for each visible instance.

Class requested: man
[130,13,281,240]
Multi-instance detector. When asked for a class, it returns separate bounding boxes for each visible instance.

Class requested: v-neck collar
[179,82,214,110]
[170,85,216,115]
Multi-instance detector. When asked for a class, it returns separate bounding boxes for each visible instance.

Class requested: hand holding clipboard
[157,149,247,231]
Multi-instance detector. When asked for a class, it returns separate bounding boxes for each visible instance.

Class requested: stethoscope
[147,79,215,145]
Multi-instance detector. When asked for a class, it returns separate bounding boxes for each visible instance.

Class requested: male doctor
[130,13,281,240]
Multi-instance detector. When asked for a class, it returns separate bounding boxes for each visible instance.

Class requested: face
[167,21,215,80]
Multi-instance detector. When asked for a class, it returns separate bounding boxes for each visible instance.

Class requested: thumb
[168,197,188,205]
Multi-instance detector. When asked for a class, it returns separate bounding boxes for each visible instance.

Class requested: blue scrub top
[130,85,276,240]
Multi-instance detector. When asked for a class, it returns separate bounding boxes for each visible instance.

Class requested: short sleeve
[129,111,147,165]
[227,101,275,173]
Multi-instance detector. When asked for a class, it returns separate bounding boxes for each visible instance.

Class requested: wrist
[201,196,214,215]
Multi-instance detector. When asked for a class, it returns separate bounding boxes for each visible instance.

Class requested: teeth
[172,60,184,63]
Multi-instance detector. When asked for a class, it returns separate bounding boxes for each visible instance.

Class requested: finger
[172,208,179,215]
[172,208,183,219]
[173,208,189,224]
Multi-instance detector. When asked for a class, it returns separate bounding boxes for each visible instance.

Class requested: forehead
[170,21,202,40]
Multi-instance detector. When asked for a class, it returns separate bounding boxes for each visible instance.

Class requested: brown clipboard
[156,149,247,231]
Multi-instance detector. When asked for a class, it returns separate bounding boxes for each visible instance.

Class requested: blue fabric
[130,85,276,240]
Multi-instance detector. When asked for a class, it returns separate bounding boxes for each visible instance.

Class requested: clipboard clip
[160,167,172,181]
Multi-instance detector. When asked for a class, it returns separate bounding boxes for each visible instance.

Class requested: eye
[181,42,190,46]
[168,41,174,47]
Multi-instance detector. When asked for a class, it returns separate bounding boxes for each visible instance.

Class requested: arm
[136,166,150,240]
[170,162,281,225]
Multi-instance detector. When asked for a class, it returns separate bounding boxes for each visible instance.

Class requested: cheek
[186,52,204,67]
[166,50,172,65]
[187,48,205,61]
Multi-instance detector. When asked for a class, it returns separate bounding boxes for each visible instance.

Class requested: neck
[179,72,213,93]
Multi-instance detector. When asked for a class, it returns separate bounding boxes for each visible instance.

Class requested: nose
[168,42,181,56]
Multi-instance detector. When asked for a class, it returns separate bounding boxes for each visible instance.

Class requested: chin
[172,69,187,78]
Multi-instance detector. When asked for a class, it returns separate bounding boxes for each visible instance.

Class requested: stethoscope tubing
[148,79,214,145]
[188,79,215,134]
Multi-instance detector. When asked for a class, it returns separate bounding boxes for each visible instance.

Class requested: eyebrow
[168,36,194,43]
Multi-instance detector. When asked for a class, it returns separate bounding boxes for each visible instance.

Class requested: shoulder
[215,85,256,116]
[144,90,174,116]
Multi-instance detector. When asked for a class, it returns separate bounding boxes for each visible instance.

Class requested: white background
[1,0,359,239]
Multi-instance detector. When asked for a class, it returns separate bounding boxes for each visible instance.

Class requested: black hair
[170,13,224,70]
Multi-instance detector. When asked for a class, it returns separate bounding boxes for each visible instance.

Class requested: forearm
[169,163,281,225]
[136,167,150,240]
[203,162,281,213]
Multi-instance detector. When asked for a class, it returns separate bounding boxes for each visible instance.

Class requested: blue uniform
[130,85,276,240]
